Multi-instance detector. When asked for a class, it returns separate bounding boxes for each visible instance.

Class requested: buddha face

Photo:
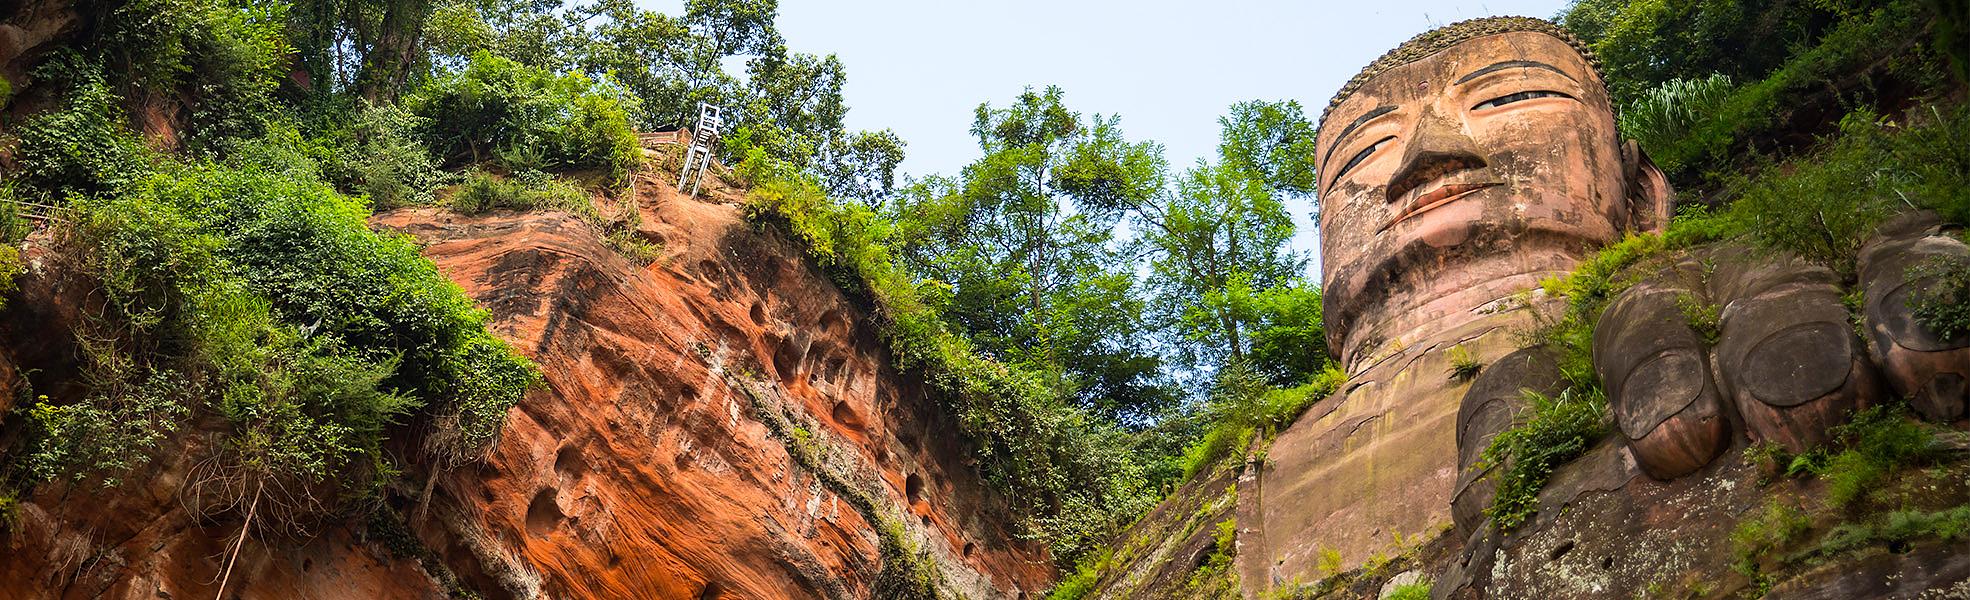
[1317,31,1667,365]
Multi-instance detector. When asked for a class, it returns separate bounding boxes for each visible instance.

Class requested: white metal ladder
[677,103,723,195]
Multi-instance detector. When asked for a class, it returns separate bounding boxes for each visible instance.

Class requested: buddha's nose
[1385,105,1488,206]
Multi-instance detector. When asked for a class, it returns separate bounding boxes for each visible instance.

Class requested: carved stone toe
[1713,251,1880,453]
[1859,212,1970,421]
[1595,279,1729,479]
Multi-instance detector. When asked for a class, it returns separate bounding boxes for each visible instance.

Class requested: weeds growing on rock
[1908,256,1970,340]
[1445,345,1482,382]
[1479,387,1610,531]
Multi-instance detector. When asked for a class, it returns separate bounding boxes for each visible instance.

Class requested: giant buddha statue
[1243,19,1670,590]
[1243,16,1970,595]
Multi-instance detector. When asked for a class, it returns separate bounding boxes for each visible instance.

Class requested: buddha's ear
[1621,140,1674,233]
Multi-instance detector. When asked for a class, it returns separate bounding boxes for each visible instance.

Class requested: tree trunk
[358,0,431,104]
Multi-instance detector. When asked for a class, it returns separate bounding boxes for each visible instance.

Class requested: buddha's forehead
[1317,31,1599,153]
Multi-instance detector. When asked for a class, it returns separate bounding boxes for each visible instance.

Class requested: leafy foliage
[740,149,1157,563]
[28,161,538,495]
[1817,406,1938,509]
[1566,0,1949,185]
[1479,387,1609,531]
[12,58,156,201]
[1615,73,1737,175]
[1178,364,1346,479]
[891,87,1175,424]
[1729,498,1812,577]
[1726,105,1970,277]
[1909,256,1970,340]
[407,51,642,182]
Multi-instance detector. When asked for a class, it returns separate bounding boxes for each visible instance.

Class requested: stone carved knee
[1451,346,1565,538]
[1594,273,1730,480]
[1710,250,1881,453]
[1860,212,1970,421]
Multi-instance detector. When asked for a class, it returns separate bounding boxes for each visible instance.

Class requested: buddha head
[1316,17,1673,369]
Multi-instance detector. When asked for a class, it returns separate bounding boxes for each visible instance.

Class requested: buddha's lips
[1382,182,1503,231]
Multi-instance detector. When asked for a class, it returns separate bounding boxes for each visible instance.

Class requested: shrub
[451,171,595,219]
[408,51,642,183]
[31,162,538,493]
[83,0,290,149]
[335,103,449,209]
[1724,111,1907,278]
[12,57,154,201]
[1572,1,1945,185]
[1178,364,1347,479]
[1618,73,1737,175]
[740,149,1158,565]
[1480,387,1609,531]
[1719,102,1969,278]
[1046,549,1109,600]
[1385,578,1434,600]
[1446,345,1482,382]
[1909,256,1970,340]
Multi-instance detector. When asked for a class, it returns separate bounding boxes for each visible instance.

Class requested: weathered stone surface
[1710,250,1881,453]
[1254,17,1675,594]
[1859,211,1970,422]
[372,171,1049,599]
[1452,346,1565,538]
[0,154,1048,599]
[1595,273,1730,479]
[1766,542,1970,599]
[1315,26,1671,370]
[1246,313,1521,592]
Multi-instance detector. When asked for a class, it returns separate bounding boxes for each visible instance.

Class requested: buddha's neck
[1339,269,1566,377]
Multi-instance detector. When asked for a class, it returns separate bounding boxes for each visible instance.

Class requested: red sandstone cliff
[0,156,1052,599]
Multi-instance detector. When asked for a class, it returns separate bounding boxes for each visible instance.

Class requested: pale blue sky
[641,0,1575,271]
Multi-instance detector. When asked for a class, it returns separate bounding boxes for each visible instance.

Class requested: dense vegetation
[0,0,1337,579]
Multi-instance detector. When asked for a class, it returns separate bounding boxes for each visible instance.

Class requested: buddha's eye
[1473,90,1572,110]
[1333,136,1393,182]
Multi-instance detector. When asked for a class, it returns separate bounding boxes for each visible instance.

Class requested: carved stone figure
[1251,16,1970,594]
[1244,17,1673,590]
[1316,16,1672,372]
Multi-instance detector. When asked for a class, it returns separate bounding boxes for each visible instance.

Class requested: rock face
[373,171,1051,599]
[0,162,1049,598]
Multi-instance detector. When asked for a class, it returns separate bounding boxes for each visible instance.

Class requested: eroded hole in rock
[526,489,565,534]
[772,339,805,383]
[697,581,725,600]
[1600,555,1614,570]
[832,401,865,433]
[554,445,588,479]
[302,559,313,572]
[818,309,843,333]
[824,355,848,385]
[920,515,931,528]
[963,542,975,558]
[905,474,925,506]
[749,302,766,324]
[1548,540,1575,561]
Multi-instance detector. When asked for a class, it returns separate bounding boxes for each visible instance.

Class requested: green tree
[892,87,1174,423]
[820,129,908,206]
[1140,160,1301,373]
[1214,99,1320,199]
